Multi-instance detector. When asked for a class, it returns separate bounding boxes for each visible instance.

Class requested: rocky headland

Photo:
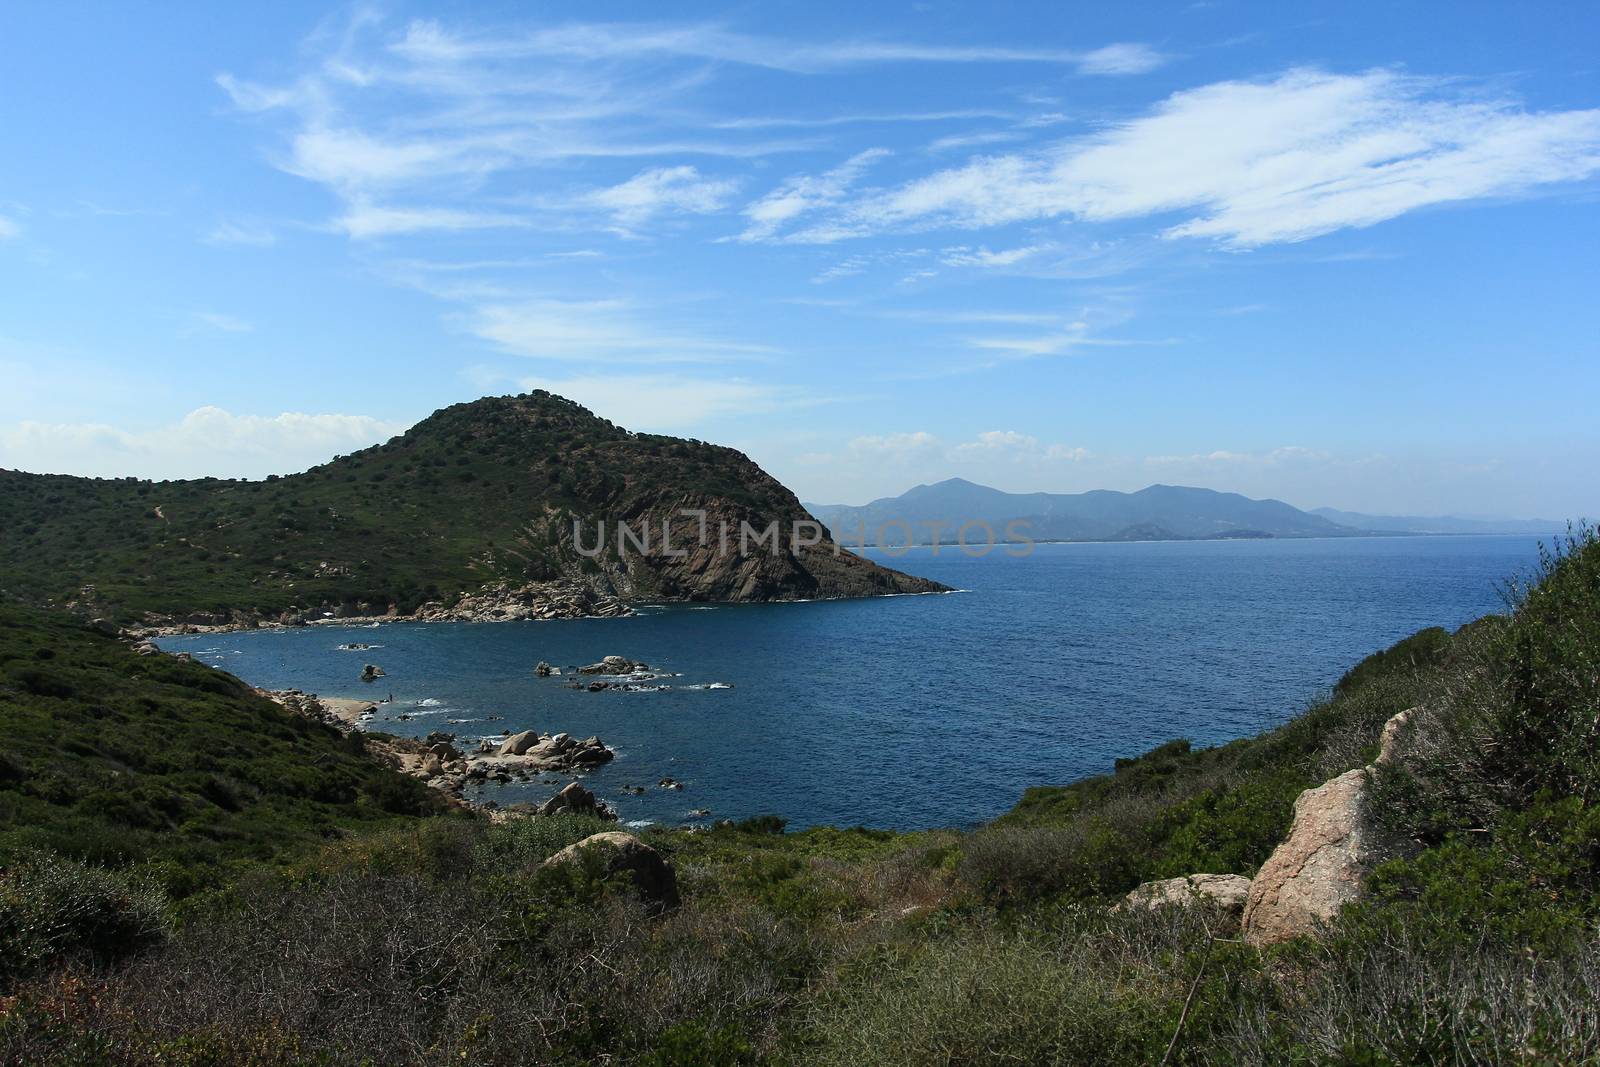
[3,391,948,632]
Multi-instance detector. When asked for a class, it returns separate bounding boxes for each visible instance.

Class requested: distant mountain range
[805,478,1565,546]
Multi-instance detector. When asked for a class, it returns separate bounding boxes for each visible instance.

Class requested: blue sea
[160,535,1552,830]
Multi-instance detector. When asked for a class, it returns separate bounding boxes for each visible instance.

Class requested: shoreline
[133,587,958,639]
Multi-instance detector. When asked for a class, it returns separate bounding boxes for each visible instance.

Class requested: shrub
[800,910,1195,1066]
[0,852,171,986]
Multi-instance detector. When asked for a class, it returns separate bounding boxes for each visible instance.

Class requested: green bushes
[0,604,449,892]
[800,907,1219,1066]
[0,852,170,986]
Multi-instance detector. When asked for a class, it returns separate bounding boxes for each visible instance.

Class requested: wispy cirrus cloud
[390,20,1167,77]
[0,215,19,240]
[219,14,1167,245]
[586,165,739,231]
[333,201,532,239]
[466,298,773,363]
[737,149,890,242]
[748,69,1600,247]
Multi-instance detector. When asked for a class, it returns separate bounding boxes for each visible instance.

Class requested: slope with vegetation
[0,392,942,626]
[0,603,449,899]
[2,530,1598,1064]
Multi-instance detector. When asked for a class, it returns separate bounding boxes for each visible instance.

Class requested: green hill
[0,603,448,895]
[0,392,943,626]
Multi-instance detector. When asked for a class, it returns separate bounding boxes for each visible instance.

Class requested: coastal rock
[537,782,616,820]
[484,732,613,773]
[539,832,679,911]
[1121,874,1252,923]
[428,741,462,762]
[497,730,540,757]
[412,579,633,624]
[579,655,647,675]
[1241,768,1375,945]
[535,661,553,677]
[1241,707,1422,946]
[360,663,385,682]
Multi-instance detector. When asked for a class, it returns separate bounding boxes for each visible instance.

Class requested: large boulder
[497,730,539,757]
[540,832,679,911]
[1240,707,1423,946]
[1241,768,1375,945]
[1121,873,1252,923]
[537,781,615,821]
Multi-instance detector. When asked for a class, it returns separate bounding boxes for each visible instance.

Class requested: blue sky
[1,2,1597,517]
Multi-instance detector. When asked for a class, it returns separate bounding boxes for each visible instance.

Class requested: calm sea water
[161,535,1551,830]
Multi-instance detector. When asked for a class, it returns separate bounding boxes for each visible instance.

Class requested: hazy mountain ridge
[807,478,1359,545]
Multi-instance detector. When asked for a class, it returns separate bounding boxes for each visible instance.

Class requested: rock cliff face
[0,391,946,622]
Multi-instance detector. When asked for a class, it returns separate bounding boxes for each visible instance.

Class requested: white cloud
[939,244,1043,268]
[1074,43,1167,76]
[953,429,1039,456]
[847,431,943,461]
[0,215,18,240]
[390,20,1166,77]
[738,149,890,241]
[586,165,738,230]
[928,131,1025,153]
[469,298,770,363]
[334,201,530,239]
[0,407,408,480]
[772,69,1600,247]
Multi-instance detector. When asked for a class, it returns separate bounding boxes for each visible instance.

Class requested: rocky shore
[263,689,622,818]
[127,577,633,637]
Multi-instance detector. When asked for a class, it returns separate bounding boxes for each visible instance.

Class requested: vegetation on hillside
[1,529,1597,1064]
[0,392,915,623]
[0,603,449,902]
